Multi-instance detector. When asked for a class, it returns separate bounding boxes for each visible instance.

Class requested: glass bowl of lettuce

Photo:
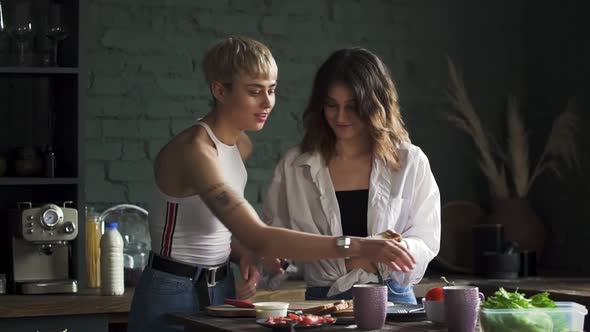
[479,288,587,332]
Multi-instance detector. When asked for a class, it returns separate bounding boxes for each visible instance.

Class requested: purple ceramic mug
[352,284,387,330]
[443,286,485,332]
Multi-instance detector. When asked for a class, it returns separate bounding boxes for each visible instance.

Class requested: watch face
[338,237,351,248]
[41,209,60,227]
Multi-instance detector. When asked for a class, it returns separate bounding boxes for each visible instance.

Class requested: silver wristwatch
[336,236,352,249]
[336,236,352,259]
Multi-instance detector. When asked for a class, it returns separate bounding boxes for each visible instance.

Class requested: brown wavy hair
[300,48,410,170]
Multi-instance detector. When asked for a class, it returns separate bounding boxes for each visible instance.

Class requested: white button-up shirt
[261,143,441,297]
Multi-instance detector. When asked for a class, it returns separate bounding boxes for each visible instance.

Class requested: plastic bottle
[100,221,124,295]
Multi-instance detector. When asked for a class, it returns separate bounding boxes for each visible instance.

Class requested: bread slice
[316,300,350,315]
[377,230,402,241]
[300,299,354,315]
[301,302,335,315]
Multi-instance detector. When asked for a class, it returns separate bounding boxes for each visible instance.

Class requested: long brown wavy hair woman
[300,47,410,170]
[261,47,439,304]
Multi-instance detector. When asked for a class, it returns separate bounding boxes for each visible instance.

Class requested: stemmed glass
[8,2,34,66]
[0,2,6,66]
[46,3,68,67]
[0,1,6,37]
[0,1,7,61]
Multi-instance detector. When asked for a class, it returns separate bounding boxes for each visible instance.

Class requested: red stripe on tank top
[160,201,178,257]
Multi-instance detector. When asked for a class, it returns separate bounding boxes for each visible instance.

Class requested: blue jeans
[305,279,417,304]
[127,266,235,332]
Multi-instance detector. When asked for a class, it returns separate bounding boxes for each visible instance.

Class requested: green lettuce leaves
[480,288,573,332]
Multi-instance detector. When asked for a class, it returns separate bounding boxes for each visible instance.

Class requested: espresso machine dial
[63,221,76,234]
[21,203,78,243]
[41,207,63,228]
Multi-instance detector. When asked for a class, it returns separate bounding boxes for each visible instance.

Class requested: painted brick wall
[82,0,525,212]
[80,0,526,221]
[81,0,590,272]
[81,0,408,210]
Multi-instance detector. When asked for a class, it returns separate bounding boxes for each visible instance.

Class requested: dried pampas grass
[507,97,529,197]
[446,58,509,199]
[526,102,580,194]
[446,59,579,199]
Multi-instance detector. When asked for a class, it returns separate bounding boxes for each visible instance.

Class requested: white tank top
[148,122,247,266]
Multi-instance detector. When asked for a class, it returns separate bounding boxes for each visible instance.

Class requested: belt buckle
[206,266,219,287]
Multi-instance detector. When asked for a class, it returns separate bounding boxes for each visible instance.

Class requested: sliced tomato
[301,315,322,326]
[300,316,313,326]
[223,298,255,308]
[321,316,336,324]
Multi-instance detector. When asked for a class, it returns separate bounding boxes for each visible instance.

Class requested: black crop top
[335,189,369,238]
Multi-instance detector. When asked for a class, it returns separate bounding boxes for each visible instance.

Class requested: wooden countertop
[170,312,482,332]
[0,288,134,318]
[2,275,590,320]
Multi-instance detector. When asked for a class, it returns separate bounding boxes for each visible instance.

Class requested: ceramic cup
[422,298,446,325]
[352,284,387,330]
[443,286,485,332]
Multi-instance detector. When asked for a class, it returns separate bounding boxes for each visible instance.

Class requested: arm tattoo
[203,182,224,196]
[204,182,246,215]
[228,200,246,213]
[214,190,231,206]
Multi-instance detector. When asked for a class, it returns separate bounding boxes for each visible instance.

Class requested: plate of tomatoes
[257,313,337,330]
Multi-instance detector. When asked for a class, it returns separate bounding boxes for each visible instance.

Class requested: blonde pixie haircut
[202,36,278,86]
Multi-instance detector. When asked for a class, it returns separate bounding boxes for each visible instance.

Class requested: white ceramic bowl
[253,302,289,319]
[422,298,445,325]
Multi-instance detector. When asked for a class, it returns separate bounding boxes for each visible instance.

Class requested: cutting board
[205,301,394,318]
[206,301,340,318]
[330,301,396,317]
[205,304,256,317]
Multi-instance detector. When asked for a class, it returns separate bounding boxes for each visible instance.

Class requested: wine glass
[8,2,34,66]
[9,22,33,66]
[46,3,68,67]
[0,1,7,64]
[0,1,6,36]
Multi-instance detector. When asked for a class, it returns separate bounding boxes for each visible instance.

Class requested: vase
[487,198,545,263]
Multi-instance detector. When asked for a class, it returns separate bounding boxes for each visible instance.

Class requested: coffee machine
[7,201,78,294]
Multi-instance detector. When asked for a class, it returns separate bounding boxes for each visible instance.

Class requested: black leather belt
[148,252,229,287]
